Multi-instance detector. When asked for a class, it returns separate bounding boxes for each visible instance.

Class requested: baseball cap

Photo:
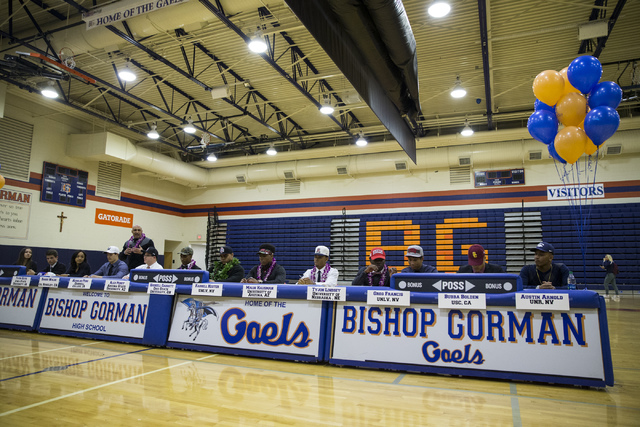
[179,247,193,256]
[257,243,276,255]
[220,245,234,254]
[405,245,423,258]
[314,245,330,257]
[530,242,554,253]
[145,247,159,257]
[104,246,119,254]
[468,244,485,266]
[370,247,386,260]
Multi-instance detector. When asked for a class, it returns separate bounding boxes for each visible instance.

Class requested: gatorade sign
[95,208,133,228]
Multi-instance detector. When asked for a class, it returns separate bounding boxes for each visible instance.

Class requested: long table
[0,268,614,387]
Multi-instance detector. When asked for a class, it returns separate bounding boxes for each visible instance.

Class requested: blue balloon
[527,110,558,145]
[584,106,620,146]
[534,99,555,112]
[548,143,567,164]
[588,81,623,109]
[567,56,603,94]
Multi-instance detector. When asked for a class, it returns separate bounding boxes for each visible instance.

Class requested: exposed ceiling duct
[284,0,419,162]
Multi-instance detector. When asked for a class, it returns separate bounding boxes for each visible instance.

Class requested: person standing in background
[601,254,620,301]
[14,247,38,275]
[119,225,155,270]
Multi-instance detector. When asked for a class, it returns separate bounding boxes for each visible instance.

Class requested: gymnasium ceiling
[1,0,639,169]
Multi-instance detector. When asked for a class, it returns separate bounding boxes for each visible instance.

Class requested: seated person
[88,246,129,279]
[41,249,66,275]
[401,245,438,273]
[123,247,162,279]
[241,244,286,284]
[210,246,245,282]
[61,250,91,277]
[519,242,570,289]
[297,245,339,286]
[457,244,504,273]
[178,247,201,270]
[14,247,38,275]
[352,248,397,287]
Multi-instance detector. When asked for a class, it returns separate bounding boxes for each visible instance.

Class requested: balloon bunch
[527,55,622,164]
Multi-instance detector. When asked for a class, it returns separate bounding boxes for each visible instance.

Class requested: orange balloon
[584,138,599,156]
[533,70,565,106]
[555,93,588,126]
[0,174,4,189]
[554,126,587,164]
[559,67,581,95]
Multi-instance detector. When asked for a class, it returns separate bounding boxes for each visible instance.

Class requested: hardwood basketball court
[1,295,638,425]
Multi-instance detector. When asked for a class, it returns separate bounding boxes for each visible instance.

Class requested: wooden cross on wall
[57,212,67,232]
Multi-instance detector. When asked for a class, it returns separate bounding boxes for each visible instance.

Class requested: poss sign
[392,273,522,294]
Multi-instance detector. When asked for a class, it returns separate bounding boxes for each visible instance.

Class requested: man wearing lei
[297,245,339,286]
[119,225,155,271]
[241,243,286,284]
[178,246,201,270]
[351,247,397,287]
[210,246,244,282]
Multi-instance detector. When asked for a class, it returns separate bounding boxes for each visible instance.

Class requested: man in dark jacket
[242,244,286,284]
[210,246,245,282]
[457,244,504,273]
[119,225,155,270]
[401,245,438,273]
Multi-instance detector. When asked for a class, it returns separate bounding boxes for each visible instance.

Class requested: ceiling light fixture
[428,2,451,18]
[355,131,368,147]
[461,119,474,137]
[319,94,334,115]
[207,153,217,162]
[451,75,466,98]
[118,61,137,82]
[183,119,196,134]
[266,144,277,156]
[39,81,58,99]
[248,33,268,53]
[147,123,159,139]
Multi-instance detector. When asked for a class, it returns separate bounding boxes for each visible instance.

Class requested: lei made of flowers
[257,257,276,281]
[181,259,196,269]
[212,258,240,281]
[310,262,331,283]
[368,264,388,286]
[126,233,146,249]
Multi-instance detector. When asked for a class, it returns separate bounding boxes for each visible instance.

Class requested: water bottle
[568,271,576,290]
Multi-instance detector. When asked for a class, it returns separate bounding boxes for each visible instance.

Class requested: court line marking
[0,348,151,382]
[392,373,405,384]
[0,353,218,417]
[510,383,523,427]
[0,340,105,361]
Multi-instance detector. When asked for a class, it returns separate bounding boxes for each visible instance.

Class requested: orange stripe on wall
[436,223,487,229]
[435,229,453,234]
[444,218,479,223]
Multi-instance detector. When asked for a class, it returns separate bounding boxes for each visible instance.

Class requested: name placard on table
[38,276,60,288]
[438,293,487,309]
[307,286,346,301]
[148,282,176,295]
[68,278,92,289]
[192,283,223,296]
[11,276,31,287]
[104,280,130,293]
[516,293,570,310]
[366,290,410,306]
[242,284,277,299]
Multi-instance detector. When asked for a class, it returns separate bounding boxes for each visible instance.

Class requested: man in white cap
[87,246,129,278]
[297,245,339,286]
[401,245,438,273]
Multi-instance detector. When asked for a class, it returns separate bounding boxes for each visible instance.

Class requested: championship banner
[332,302,605,381]
[82,0,189,29]
[168,296,323,357]
[0,285,43,326]
[39,288,150,337]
